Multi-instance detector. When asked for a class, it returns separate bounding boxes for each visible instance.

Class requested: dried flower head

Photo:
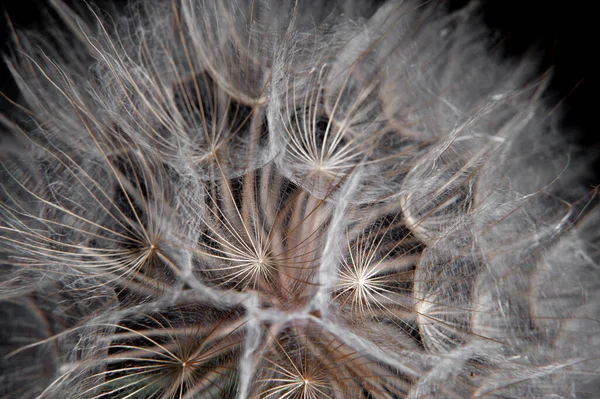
[1,0,598,398]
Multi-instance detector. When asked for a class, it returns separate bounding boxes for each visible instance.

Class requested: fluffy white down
[0,1,598,398]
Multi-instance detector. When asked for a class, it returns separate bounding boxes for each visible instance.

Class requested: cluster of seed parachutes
[1,1,598,398]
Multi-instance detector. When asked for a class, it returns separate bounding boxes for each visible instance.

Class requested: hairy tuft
[1,0,598,398]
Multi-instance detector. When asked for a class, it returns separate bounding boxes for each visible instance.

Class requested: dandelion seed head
[0,0,598,398]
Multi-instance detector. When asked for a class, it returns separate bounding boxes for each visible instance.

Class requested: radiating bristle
[1,0,598,398]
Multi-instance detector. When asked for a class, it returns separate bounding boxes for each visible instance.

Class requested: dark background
[1,0,597,178]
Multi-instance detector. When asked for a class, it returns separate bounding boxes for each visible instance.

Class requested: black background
[1,0,597,179]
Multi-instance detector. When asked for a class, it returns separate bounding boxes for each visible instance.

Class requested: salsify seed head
[0,0,598,398]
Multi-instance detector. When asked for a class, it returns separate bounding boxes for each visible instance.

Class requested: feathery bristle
[1,0,598,398]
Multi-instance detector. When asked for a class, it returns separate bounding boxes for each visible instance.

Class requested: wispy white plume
[1,0,598,398]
